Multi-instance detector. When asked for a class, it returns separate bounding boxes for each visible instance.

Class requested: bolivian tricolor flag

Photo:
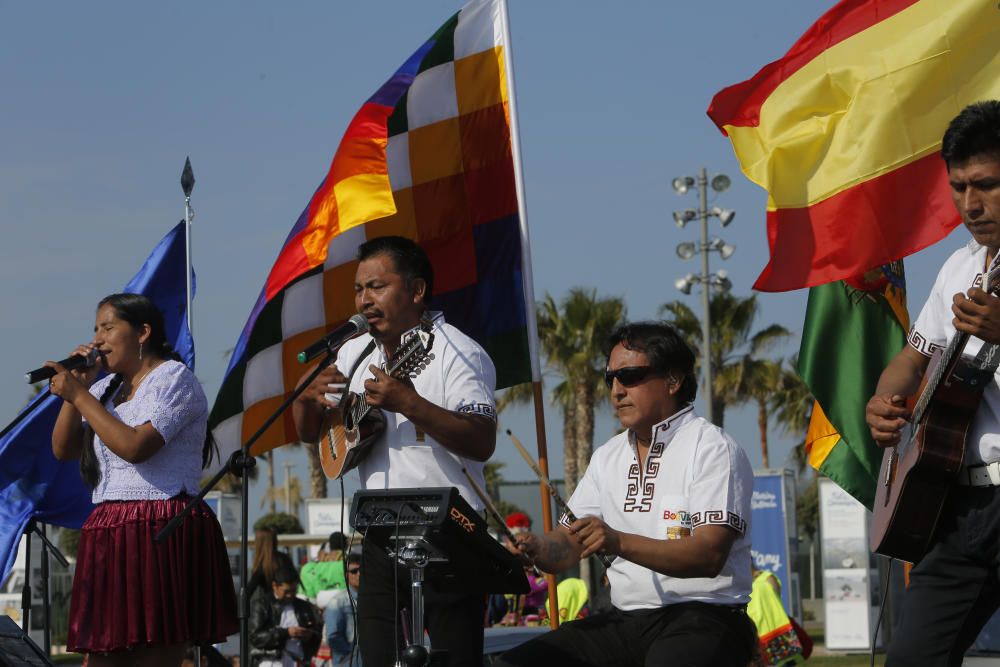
[708,0,1000,292]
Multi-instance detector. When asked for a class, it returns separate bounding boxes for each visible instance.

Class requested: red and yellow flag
[708,0,1000,292]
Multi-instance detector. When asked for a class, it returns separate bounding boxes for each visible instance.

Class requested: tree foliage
[497,288,625,497]
[769,356,815,474]
[796,476,820,541]
[260,473,304,517]
[253,512,304,534]
[661,292,790,429]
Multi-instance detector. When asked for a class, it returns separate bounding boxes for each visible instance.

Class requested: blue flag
[0,221,194,584]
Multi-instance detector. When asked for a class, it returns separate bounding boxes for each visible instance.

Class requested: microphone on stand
[25,348,99,384]
[297,314,370,364]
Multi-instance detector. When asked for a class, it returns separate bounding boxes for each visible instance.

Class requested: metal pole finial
[181,157,195,199]
[181,157,195,337]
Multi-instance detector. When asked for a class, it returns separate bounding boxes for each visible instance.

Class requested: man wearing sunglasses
[325,553,362,666]
[498,322,755,667]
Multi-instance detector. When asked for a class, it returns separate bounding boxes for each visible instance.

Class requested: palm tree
[505,289,626,497]
[661,292,790,428]
[303,440,327,499]
[497,289,624,598]
[257,440,317,510]
[722,357,783,467]
[260,474,304,517]
[540,289,626,495]
[769,356,815,474]
[265,451,277,513]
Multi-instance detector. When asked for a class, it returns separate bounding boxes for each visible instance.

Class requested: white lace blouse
[85,360,207,503]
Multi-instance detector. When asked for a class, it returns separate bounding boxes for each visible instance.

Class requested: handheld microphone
[25,348,99,384]
[297,314,370,364]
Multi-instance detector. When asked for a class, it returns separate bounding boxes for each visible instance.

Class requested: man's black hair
[328,531,347,551]
[273,566,299,586]
[346,552,362,567]
[606,321,697,405]
[942,101,1000,168]
[357,235,434,301]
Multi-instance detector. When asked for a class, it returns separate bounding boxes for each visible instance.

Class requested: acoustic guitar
[871,264,1000,562]
[318,324,435,480]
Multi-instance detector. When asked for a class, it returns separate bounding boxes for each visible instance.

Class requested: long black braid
[79,374,123,489]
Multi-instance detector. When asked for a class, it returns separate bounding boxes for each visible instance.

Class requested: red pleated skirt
[67,496,239,653]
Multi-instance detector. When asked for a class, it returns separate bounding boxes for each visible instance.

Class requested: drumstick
[460,467,541,575]
[507,429,615,569]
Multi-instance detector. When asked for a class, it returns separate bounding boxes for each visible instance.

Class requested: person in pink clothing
[503,513,548,623]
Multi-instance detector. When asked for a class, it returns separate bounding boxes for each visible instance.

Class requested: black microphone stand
[2,389,64,653]
[19,519,69,657]
[155,343,341,667]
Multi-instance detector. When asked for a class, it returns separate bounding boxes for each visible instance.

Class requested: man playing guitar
[866,101,1000,666]
[292,235,497,667]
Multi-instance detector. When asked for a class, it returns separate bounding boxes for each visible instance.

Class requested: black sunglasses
[348,567,361,574]
[604,366,658,389]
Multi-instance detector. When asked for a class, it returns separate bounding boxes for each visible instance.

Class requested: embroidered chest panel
[623,440,665,512]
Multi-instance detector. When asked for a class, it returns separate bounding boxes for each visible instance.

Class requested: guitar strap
[341,340,377,402]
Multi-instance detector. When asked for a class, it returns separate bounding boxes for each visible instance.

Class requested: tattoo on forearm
[543,538,571,565]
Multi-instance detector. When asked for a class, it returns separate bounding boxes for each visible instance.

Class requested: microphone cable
[341,476,360,667]
[394,507,403,666]
[870,556,893,667]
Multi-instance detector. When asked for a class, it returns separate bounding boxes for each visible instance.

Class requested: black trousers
[494,602,756,667]
[887,484,1000,666]
[357,536,486,667]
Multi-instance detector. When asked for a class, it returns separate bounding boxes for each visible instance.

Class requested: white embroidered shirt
[564,406,753,610]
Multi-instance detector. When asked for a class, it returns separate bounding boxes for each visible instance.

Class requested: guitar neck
[911,330,970,425]
[912,260,999,425]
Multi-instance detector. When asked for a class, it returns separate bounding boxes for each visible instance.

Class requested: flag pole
[498,0,559,628]
[179,156,198,666]
[181,157,196,338]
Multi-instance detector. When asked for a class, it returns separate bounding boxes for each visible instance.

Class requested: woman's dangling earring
[139,342,143,361]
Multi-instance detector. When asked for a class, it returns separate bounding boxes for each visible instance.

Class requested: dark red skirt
[67,497,239,653]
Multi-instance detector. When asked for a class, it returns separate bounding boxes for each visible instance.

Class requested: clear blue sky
[0,1,967,529]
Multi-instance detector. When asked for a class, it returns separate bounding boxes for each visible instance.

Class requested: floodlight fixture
[713,269,732,292]
[710,206,735,226]
[673,209,697,228]
[675,274,696,295]
[711,174,731,192]
[676,242,696,260]
[708,238,735,260]
[672,176,695,195]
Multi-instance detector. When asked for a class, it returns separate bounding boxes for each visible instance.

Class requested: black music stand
[398,543,431,667]
[351,487,528,667]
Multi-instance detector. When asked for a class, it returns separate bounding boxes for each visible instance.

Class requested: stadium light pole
[672,167,735,425]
